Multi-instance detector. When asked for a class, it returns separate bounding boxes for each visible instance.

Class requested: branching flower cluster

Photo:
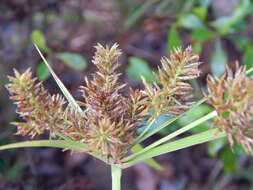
[206,65,253,153]
[6,43,253,163]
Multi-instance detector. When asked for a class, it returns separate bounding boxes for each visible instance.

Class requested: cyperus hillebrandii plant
[1,43,253,190]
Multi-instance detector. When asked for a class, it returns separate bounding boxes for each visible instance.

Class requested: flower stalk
[111,165,122,190]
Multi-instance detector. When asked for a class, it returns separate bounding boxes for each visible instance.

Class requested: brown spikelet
[78,43,146,161]
[141,46,201,119]
[6,68,66,138]
[206,64,253,154]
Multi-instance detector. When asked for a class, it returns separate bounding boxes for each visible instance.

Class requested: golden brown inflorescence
[206,65,253,154]
[141,46,201,119]
[6,44,201,162]
[6,69,66,138]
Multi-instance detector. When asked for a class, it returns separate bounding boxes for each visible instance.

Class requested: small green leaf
[193,7,207,21]
[167,26,182,51]
[126,57,156,83]
[56,52,87,71]
[31,30,50,53]
[243,46,253,72]
[191,28,215,42]
[178,14,206,30]
[37,62,50,81]
[207,138,226,157]
[221,147,238,173]
[192,41,202,54]
[210,40,227,77]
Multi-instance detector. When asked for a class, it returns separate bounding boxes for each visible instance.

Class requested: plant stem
[124,110,217,162]
[111,165,122,190]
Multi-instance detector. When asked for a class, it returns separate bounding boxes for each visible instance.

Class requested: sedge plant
[1,43,253,190]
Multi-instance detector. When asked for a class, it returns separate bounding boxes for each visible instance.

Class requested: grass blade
[122,129,225,168]
[0,140,86,151]
[34,43,83,114]
[0,140,108,163]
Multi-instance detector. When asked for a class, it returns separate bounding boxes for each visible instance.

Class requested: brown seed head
[206,64,253,154]
[141,46,201,119]
[6,68,66,138]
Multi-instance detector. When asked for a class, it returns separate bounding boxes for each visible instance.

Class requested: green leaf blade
[34,44,83,114]
[126,57,156,83]
[56,52,87,71]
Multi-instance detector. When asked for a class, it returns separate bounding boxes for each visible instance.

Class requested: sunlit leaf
[37,62,50,81]
[191,28,215,42]
[167,26,182,51]
[221,146,238,173]
[178,14,206,30]
[31,30,50,53]
[207,138,226,157]
[126,57,156,83]
[193,7,207,21]
[56,52,87,71]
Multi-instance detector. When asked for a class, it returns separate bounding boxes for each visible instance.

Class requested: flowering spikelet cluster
[6,44,201,162]
[79,44,147,160]
[6,68,66,138]
[141,47,201,119]
[206,65,253,154]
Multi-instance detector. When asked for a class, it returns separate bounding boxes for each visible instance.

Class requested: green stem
[111,165,122,190]
[124,110,217,162]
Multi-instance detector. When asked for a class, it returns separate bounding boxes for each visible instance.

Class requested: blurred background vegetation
[0,0,253,189]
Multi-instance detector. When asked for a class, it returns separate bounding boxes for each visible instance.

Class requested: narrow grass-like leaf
[131,144,162,171]
[0,140,107,163]
[127,110,217,162]
[0,140,86,151]
[122,129,226,168]
[34,43,83,114]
